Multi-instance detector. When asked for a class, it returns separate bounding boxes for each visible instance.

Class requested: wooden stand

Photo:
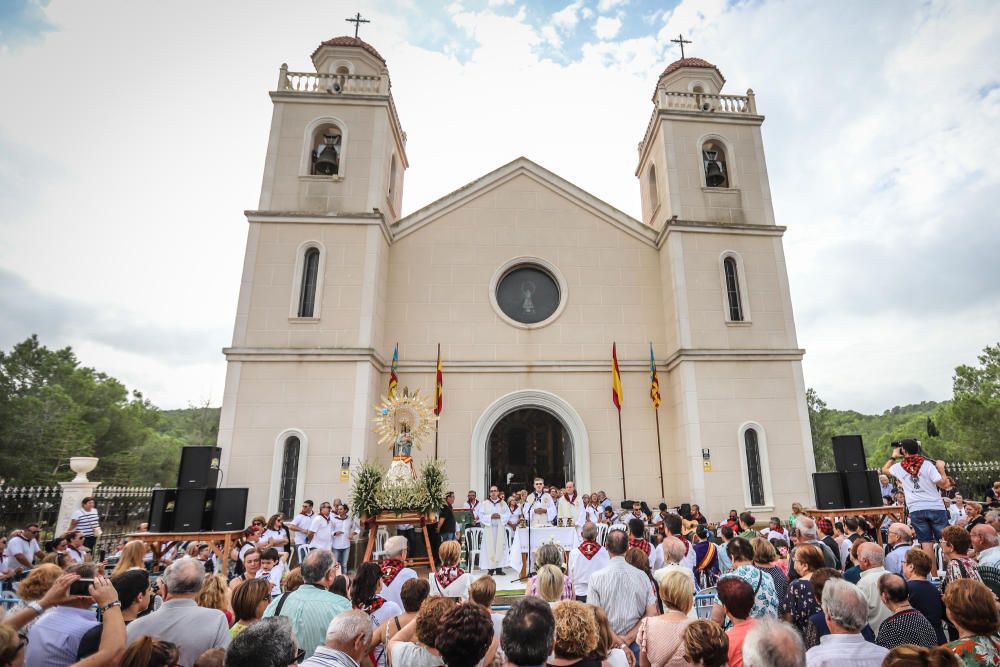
[126,530,243,572]
[362,512,436,573]
[807,505,905,546]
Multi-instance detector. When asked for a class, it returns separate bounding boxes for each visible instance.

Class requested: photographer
[882,438,951,577]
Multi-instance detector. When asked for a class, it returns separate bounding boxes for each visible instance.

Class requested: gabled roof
[311,36,387,64]
[393,157,656,246]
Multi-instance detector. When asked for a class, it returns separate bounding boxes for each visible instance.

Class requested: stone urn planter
[69,457,99,482]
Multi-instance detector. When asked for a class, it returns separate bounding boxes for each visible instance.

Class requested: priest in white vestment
[520,478,556,527]
[476,485,511,575]
[556,480,586,528]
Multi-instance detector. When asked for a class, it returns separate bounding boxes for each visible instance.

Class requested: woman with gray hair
[526,542,574,601]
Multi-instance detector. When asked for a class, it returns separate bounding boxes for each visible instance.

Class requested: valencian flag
[434,344,443,416]
[649,343,661,409]
[387,343,399,399]
[612,342,623,411]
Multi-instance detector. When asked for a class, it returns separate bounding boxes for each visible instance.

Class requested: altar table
[507,526,580,577]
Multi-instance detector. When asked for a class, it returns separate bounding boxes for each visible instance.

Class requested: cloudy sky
[1,0,998,413]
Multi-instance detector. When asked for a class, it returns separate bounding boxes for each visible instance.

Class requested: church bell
[703,150,727,188]
[313,133,341,176]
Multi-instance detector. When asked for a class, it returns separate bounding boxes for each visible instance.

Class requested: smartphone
[70,578,94,596]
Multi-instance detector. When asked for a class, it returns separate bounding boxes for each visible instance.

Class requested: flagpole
[654,407,665,499]
[617,408,626,500]
[434,342,441,460]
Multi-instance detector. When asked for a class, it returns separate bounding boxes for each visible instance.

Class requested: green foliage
[349,458,449,517]
[807,341,1000,468]
[0,336,219,487]
[350,461,384,517]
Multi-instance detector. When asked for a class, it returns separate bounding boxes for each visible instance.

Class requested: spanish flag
[387,343,399,399]
[649,343,661,409]
[611,342,623,411]
[434,343,443,416]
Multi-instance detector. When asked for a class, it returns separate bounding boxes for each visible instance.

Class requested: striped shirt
[588,556,657,635]
[72,508,100,536]
[301,646,360,667]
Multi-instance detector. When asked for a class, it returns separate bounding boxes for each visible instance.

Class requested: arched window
[743,428,765,507]
[278,436,300,518]
[298,248,320,317]
[647,164,659,212]
[723,256,743,321]
[310,123,343,175]
[389,154,397,198]
[702,140,728,188]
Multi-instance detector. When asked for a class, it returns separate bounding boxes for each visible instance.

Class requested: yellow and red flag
[387,343,399,399]
[612,342,623,411]
[434,344,443,416]
[649,343,661,409]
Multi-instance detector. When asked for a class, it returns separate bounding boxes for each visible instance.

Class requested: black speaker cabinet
[813,472,846,510]
[844,470,882,509]
[173,488,209,531]
[833,435,867,473]
[204,488,248,531]
[177,446,221,489]
[148,488,177,532]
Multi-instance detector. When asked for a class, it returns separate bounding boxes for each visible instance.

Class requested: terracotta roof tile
[311,36,386,64]
[659,57,724,82]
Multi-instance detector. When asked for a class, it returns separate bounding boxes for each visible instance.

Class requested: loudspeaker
[813,472,846,510]
[844,470,882,509]
[173,488,209,531]
[177,446,221,489]
[148,488,177,532]
[204,488,249,531]
[833,435,867,473]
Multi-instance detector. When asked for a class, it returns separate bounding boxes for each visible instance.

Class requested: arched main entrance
[487,408,571,495]
[470,390,591,495]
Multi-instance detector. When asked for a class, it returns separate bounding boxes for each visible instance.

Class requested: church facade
[217,36,817,521]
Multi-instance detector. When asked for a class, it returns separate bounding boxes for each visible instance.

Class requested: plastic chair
[372,527,389,560]
[979,565,1000,600]
[694,586,718,619]
[296,543,317,564]
[465,527,484,571]
[608,523,628,537]
[596,523,610,546]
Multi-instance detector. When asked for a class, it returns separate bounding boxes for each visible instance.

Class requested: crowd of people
[2,438,1000,667]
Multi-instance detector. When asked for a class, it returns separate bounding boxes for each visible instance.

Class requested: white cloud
[597,0,627,12]
[1,0,998,414]
[594,16,622,39]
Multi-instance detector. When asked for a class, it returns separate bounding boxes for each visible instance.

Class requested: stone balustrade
[660,89,756,114]
[278,67,388,95]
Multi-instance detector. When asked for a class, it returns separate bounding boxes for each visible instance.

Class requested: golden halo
[373,387,437,449]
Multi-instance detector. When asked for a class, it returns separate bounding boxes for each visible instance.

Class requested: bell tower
[640,53,816,515]
[257,35,408,221]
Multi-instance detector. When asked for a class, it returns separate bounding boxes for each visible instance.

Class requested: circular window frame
[489,256,568,330]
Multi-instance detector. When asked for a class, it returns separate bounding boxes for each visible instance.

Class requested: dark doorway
[487,408,572,495]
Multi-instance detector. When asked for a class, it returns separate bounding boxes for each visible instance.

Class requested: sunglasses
[294,648,306,663]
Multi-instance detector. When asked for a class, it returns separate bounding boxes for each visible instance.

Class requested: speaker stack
[811,435,882,510]
[148,446,249,532]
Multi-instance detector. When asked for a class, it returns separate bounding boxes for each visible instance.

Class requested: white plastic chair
[372,527,389,560]
[695,586,718,619]
[465,527,484,571]
[595,523,610,546]
[608,523,628,537]
[296,543,317,564]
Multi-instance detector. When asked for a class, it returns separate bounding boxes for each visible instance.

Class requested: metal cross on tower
[671,33,692,59]
[345,12,370,39]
